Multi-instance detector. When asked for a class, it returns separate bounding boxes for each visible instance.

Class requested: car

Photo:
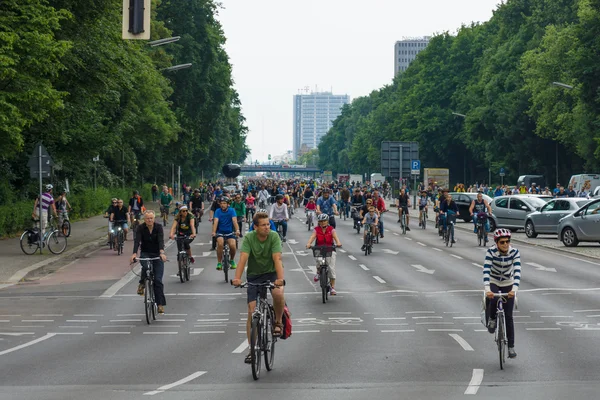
[448,192,493,222]
[489,195,548,232]
[524,198,591,238]
[558,198,600,247]
[514,194,553,202]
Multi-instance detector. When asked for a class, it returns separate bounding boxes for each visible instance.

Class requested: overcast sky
[216,0,501,163]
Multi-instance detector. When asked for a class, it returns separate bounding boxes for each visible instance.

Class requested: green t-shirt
[241,230,282,277]
[160,192,173,207]
[232,201,246,217]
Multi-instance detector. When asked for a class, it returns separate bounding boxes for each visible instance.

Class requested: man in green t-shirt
[160,186,174,224]
[233,211,285,364]
[231,193,246,237]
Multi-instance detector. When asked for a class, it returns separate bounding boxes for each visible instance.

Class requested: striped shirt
[483,246,521,291]
[41,193,54,211]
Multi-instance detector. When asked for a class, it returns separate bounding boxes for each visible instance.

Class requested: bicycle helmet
[175,201,181,206]
[493,228,512,242]
[45,184,53,191]
[275,194,284,201]
[257,209,267,214]
[317,214,329,222]
[220,196,230,203]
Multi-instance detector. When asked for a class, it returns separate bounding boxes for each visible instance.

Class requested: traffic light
[122,0,151,40]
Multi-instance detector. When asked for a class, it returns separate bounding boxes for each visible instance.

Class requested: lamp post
[551,81,574,185]
[148,36,181,47]
[452,112,467,184]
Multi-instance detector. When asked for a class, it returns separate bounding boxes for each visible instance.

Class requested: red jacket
[315,225,334,246]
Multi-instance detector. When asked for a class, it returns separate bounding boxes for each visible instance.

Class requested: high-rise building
[293,91,350,160]
[394,36,431,76]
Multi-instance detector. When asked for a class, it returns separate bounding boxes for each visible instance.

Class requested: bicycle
[443,213,457,247]
[475,212,488,247]
[311,245,336,303]
[176,235,192,283]
[135,257,161,325]
[306,210,315,231]
[363,223,374,256]
[160,205,169,227]
[219,233,237,283]
[192,208,203,230]
[490,292,510,370]
[420,209,427,230]
[20,216,68,255]
[351,207,362,234]
[58,210,71,237]
[400,208,407,235]
[288,201,294,216]
[111,220,127,255]
[232,280,283,380]
[130,212,141,242]
[275,219,285,241]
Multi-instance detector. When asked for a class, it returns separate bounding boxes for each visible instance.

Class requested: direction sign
[411,160,421,175]
[499,167,506,177]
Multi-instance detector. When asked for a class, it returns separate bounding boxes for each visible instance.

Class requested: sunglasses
[181,210,188,213]
[498,239,510,245]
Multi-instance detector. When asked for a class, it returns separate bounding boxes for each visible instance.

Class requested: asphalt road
[1,206,600,399]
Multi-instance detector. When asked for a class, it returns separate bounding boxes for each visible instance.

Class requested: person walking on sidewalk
[152,183,158,202]
[131,210,168,314]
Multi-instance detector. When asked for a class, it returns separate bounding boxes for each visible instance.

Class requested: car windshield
[577,200,591,208]
[526,197,548,208]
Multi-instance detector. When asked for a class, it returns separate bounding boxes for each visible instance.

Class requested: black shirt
[133,223,165,255]
[112,206,128,222]
[351,194,363,206]
[191,195,204,209]
[398,194,409,206]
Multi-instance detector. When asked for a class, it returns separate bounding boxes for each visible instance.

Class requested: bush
[0,185,153,238]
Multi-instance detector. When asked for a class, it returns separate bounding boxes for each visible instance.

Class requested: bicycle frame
[137,257,161,324]
[492,292,509,369]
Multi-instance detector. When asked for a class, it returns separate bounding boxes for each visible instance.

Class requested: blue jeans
[139,253,166,306]
[441,211,457,231]
[275,220,288,237]
[378,218,384,235]
[473,215,490,233]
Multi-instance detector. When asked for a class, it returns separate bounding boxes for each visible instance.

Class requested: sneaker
[216,262,222,271]
[190,257,195,264]
[230,260,237,270]
[283,237,287,242]
[157,305,165,314]
[487,318,496,334]
[406,226,411,231]
[330,288,337,295]
[361,244,366,251]
[397,219,401,223]
[313,274,319,282]
[451,239,456,244]
[508,347,517,359]
[473,227,477,233]
[137,284,144,296]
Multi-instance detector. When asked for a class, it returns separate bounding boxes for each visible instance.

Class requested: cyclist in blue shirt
[317,189,339,228]
[212,197,240,271]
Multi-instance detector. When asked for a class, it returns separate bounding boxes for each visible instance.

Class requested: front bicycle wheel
[150,282,157,321]
[450,225,455,247]
[498,314,505,370]
[144,279,152,325]
[62,220,71,237]
[250,317,262,380]
[47,231,67,254]
[422,214,427,229]
[320,267,328,304]
[223,254,229,283]
[264,307,275,371]
[20,230,39,255]
[178,256,185,283]
[185,263,190,282]
[402,216,406,234]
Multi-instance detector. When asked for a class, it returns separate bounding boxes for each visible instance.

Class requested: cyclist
[160,186,173,225]
[361,206,379,251]
[245,191,256,221]
[55,188,72,229]
[469,192,492,243]
[257,186,270,209]
[305,196,317,224]
[232,193,247,237]
[316,189,339,228]
[189,189,204,223]
[418,191,428,227]
[32,184,57,234]
[104,198,118,244]
[212,196,240,270]
[248,209,277,231]
[303,185,315,206]
[484,229,520,359]
[269,194,289,242]
[372,190,386,238]
[169,205,196,264]
[232,211,285,364]
[110,199,130,246]
[306,213,342,295]
[128,190,144,225]
[131,210,168,314]
[439,193,458,243]
[396,188,411,231]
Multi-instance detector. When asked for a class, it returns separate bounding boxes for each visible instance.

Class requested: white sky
[216,0,501,163]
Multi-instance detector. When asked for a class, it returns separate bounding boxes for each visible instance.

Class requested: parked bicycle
[20,216,67,255]
[311,245,336,303]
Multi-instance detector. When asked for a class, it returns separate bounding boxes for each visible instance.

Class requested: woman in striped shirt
[484,228,521,359]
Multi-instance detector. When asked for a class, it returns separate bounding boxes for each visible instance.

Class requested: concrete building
[293,91,350,160]
[394,36,431,76]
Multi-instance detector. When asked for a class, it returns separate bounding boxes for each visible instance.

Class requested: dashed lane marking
[450,254,463,260]
[373,276,386,284]
[348,255,357,261]
[449,333,474,351]
[465,369,484,395]
[232,340,249,353]
[143,371,207,396]
[417,242,427,247]
[381,330,415,333]
[359,264,370,271]
[433,248,442,252]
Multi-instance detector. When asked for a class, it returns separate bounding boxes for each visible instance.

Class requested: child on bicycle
[305,214,342,295]
[305,196,317,224]
[361,206,379,251]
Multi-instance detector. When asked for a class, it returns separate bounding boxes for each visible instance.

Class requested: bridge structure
[240,164,321,177]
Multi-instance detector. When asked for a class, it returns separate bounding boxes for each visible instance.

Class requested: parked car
[558,198,600,247]
[524,198,591,238]
[448,192,493,222]
[515,194,553,202]
[489,195,548,231]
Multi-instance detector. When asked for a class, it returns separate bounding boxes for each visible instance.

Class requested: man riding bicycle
[469,192,492,244]
[189,189,204,223]
[306,213,342,295]
[317,189,338,228]
[484,229,520,359]
[439,193,458,243]
[269,194,289,242]
[160,186,173,224]
[396,188,411,231]
[212,196,240,271]
[232,212,285,364]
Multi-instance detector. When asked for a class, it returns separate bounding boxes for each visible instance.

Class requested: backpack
[280,304,292,340]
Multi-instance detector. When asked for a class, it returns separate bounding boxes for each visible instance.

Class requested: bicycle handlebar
[230,279,286,288]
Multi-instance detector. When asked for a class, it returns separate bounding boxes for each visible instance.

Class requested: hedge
[0,185,153,238]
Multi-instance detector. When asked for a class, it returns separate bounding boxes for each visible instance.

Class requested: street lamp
[161,63,192,72]
[552,81,574,90]
[148,36,181,47]
[452,112,467,184]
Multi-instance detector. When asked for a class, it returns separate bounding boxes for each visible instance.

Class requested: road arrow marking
[287,239,298,244]
[526,262,557,272]
[411,264,435,275]
[295,250,309,256]
[381,249,399,255]
[170,268,203,278]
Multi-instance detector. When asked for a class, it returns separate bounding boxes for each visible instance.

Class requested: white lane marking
[450,254,463,260]
[374,317,406,320]
[21,320,53,322]
[196,319,228,322]
[208,313,228,316]
[327,317,361,320]
[453,317,480,319]
[0,332,35,336]
[117,314,144,316]
[381,330,415,333]
[416,322,454,325]
[74,314,104,317]
[194,324,228,328]
[393,232,399,236]
[428,329,463,332]
[381,249,400,255]
[165,314,188,316]
[449,334,474,351]
[586,315,600,318]
[0,320,9,323]
[0,315,20,317]
[155,319,186,322]
[376,323,409,326]
[65,320,97,323]
[189,331,225,334]
[348,255,357,261]
[95,332,130,335]
[472,262,483,269]
[143,332,178,335]
[232,340,249,354]
[433,248,442,252]
[540,316,572,318]
[359,264,370,271]
[406,311,435,314]
[49,332,83,335]
[148,325,181,328]
[144,371,207,396]
[59,326,88,329]
[412,316,443,319]
[110,319,141,322]
[417,242,427,247]
[338,249,347,253]
[101,325,135,328]
[526,262,557,272]
[32,314,62,317]
[373,276,386,284]
[293,330,320,333]
[526,328,561,331]
[11,326,44,328]
[286,241,317,290]
[465,369,484,395]
[0,333,55,356]
[574,309,600,313]
[405,237,413,241]
[513,315,531,318]
[323,312,352,315]
[331,330,368,333]
[411,264,435,274]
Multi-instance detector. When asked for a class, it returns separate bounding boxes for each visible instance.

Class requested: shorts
[176,235,194,251]
[247,272,278,303]
[399,205,409,213]
[419,205,427,211]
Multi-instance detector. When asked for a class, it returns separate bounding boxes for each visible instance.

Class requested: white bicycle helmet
[493,228,511,242]
[257,209,268,214]
[45,184,53,191]
[317,214,329,222]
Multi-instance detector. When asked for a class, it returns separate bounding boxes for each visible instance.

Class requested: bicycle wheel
[264,307,275,371]
[402,215,406,234]
[498,314,505,370]
[150,283,157,321]
[422,213,427,229]
[185,263,190,282]
[478,227,483,246]
[450,225,455,247]
[445,229,449,247]
[250,317,262,380]
[223,254,229,283]
[62,220,71,237]
[144,279,152,325]
[20,230,39,255]
[364,234,369,256]
[47,231,67,255]
[320,267,328,304]
[178,255,185,283]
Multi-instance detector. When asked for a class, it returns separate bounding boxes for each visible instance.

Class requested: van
[568,174,600,194]
[517,175,546,190]
[370,173,385,185]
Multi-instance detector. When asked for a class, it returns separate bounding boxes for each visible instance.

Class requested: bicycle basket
[476,212,488,221]
[312,246,334,258]
[447,214,457,224]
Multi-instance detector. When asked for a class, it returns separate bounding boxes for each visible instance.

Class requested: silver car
[524,198,591,238]
[558,198,600,247]
[489,195,548,231]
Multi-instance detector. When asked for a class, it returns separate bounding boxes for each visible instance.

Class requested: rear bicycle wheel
[402,215,406,234]
[20,230,39,255]
[320,267,328,304]
[450,225,455,247]
[185,262,190,282]
[250,317,262,380]
[144,279,152,325]
[62,220,71,237]
[47,231,67,254]
[264,307,275,371]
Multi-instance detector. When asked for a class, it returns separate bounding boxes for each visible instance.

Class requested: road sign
[499,167,506,177]
[411,160,421,175]
[28,143,54,179]
[381,141,419,179]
